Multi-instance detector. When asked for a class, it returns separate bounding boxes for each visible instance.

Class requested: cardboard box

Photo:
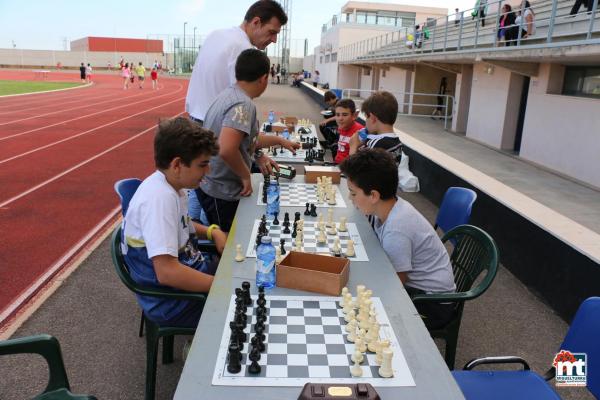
[281,116,298,125]
[277,251,349,296]
[304,166,342,184]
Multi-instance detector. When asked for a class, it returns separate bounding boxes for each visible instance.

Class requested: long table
[175,174,464,399]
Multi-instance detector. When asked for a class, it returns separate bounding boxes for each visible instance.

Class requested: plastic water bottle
[256,236,276,289]
[268,110,275,124]
[282,128,290,140]
[358,127,369,142]
[266,178,280,218]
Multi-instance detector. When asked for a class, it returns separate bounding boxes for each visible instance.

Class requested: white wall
[0,48,165,68]
[466,63,513,148]
[520,63,600,188]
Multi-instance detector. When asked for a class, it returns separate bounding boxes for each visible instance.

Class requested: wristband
[206,224,220,241]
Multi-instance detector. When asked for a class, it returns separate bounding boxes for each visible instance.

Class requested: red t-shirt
[151,70,158,80]
[335,121,364,164]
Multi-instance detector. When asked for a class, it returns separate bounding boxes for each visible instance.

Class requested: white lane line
[0,111,184,209]
[0,84,170,125]
[0,96,184,165]
[0,82,182,142]
[0,90,117,117]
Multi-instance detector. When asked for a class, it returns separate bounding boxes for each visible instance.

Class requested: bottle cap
[260,236,272,244]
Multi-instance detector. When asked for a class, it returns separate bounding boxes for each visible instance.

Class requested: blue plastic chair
[114,178,142,217]
[452,297,600,399]
[434,187,477,234]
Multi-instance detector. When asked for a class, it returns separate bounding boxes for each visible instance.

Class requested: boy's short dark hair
[335,98,356,114]
[154,117,219,169]
[361,91,399,125]
[323,90,337,103]
[244,0,288,25]
[235,49,271,82]
[339,149,398,200]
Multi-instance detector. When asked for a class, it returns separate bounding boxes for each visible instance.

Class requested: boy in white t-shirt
[339,149,456,329]
[122,117,227,328]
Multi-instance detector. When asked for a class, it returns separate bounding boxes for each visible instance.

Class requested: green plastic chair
[110,227,207,400]
[412,224,499,370]
[0,334,97,400]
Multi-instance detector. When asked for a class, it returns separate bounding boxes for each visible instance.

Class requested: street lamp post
[183,21,188,72]
[193,26,197,50]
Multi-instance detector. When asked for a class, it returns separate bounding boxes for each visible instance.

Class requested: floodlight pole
[183,22,188,72]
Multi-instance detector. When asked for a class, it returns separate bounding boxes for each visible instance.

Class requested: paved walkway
[0,85,593,400]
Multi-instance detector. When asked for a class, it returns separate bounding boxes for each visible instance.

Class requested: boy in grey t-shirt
[339,149,456,329]
[196,49,300,232]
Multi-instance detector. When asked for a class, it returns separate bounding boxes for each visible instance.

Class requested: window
[325,54,331,63]
[320,56,323,64]
[331,53,337,62]
[363,68,370,76]
[366,12,377,24]
[562,66,600,98]
[356,12,367,23]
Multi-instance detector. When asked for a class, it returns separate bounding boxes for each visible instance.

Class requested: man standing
[185,0,288,125]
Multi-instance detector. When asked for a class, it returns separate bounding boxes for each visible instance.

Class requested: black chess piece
[242,281,252,306]
[291,221,297,238]
[256,232,263,247]
[248,350,262,374]
[258,285,265,294]
[272,146,278,156]
[304,202,310,216]
[272,212,279,225]
[280,238,286,255]
[249,345,261,362]
[294,212,301,223]
[310,204,318,217]
[256,296,267,308]
[235,287,243,299]
[283,212,290,226]
[229,321,241,350]
[227,344,242,374]
[283,223,290,234]
[251,335,266,354]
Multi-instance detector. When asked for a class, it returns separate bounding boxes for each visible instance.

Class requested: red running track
[0,70,189,325]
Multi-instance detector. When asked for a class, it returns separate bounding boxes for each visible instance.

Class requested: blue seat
[434,187,477,234]
[452,297,600,399]
[114,178,142,217]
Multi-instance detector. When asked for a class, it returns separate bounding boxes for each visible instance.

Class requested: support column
[452,64,473,133]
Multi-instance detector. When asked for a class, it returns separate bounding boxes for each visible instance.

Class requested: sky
[0,0,476,56]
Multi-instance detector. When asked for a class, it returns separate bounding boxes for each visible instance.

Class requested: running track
[0,70,189,326]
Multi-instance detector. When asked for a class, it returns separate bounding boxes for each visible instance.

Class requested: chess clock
[276,164,296,180]
[298,383,380,400]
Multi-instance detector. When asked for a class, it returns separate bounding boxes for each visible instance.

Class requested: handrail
[341,88,455,130]
[337,0,600,63]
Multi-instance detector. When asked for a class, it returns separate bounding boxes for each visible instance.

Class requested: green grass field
[0,80,83,96]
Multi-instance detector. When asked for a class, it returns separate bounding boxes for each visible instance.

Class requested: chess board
[257,182,347,208]
[268,148,321,163]
[212,295,415,387]
[245,218,369,261]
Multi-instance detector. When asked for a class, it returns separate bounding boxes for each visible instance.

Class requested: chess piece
[376,339,390,365]
[327,190,337,205]
[280,238,286,255]
[295,235,302,251]
[276,246,282,264]
[227,344,242,374]
[344,308,356,323]
[234,244,245,262]
[345,318,358,335]
[317,229,327,244]
[310,204,318,217]
[341,286,349,297]
[350,359,363,377]
[327,208,334,228]
[338,216,348,232]
[332,237,341,254]
[356,335,367,353]
[378,348,394,378]
[304,202,310,216]
[291,221,297,238]
[327,224,337,236]
[351,349,364,364]
[345,240,355,257]
[283,223,290,234]
[273,212,279,225]
[347,325,357,342]
[248,348,262,374]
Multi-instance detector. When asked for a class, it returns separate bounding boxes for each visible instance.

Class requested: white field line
[0,111,184,209]
[0,82,182,142]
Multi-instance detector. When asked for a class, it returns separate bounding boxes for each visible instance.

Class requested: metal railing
[338,0,600,63]
[341,89,455,130]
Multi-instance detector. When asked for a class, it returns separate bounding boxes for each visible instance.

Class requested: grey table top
[175,174,464,400]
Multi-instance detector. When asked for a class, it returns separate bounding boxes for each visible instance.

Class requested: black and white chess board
[212,295,414,387]
[268,148,315,163]
[257,182,347,208]
[246,219,369,261]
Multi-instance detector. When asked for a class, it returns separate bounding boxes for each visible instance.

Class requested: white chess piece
[275,246,282,264]
[359,314,371,331]
[368,333,380,353]
[332,237,341,255]
[351,349,364,364]
[317,229,327,244]
[344,308,356,323]
[342,294,353,314]
[327,189,337,205]
[378,348,394,378]
[295,235,302,251]
[376,339,390,365]
[341,287,349,297]
[345,239,355,257]
[345,318,357,333]
[347,325,358,342]
[338,216,347,232]
[356,332,367,353]
[234,244,245,262]
[327,224,337,236]
[350,359,363,377]
[327,208,334,227]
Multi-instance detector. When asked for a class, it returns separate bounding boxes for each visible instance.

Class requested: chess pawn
[341,287,349,298]
[345,240,355,257]
[295,236,302,251]
[332,237,341,256]
[344,308,356,323]
[327,224,337,236]
[350,359,363,377]
[378,348,394,378]
[351,349,364,364]
[356,285,366,300]
[376,339,390,365]
[234,244,245,262]
[317,229,327,244]
[345,318,357,334]
[327,209,334,227]
[356,332,367,352]
[275,246,282,264]
[359,314,371,331]
[347,324,358,342]
[338,216,348,232]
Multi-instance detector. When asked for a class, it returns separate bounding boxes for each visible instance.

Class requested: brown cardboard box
[304,166,342,184]
[281,116,298,125]
[277,252,349,296]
